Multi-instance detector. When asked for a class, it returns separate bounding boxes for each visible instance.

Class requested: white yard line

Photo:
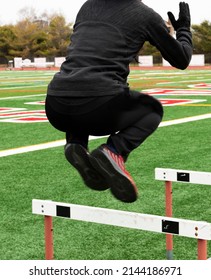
[0,136,104,158]
[0,85,47,91]
[0,94,46,100]
[157,78,211,85]
[1,113,211,158]
[159,113,211,127]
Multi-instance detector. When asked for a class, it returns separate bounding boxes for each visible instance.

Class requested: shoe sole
[65,144,108,191]
[90,148,138,203]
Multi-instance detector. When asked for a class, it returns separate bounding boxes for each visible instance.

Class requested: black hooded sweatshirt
[47,0,192,97]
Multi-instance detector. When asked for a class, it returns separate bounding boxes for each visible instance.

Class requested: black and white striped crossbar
[32,199,211,240]
[155,168,211,185]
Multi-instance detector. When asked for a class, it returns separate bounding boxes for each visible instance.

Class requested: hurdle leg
[197,239,207,260]
[165,181,173,260]
[44,216,54,260]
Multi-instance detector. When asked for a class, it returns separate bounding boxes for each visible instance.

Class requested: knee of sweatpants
[130,90,164,119]
[145,112,162,132]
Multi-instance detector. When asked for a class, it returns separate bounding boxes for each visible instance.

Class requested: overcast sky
[0,0,210,25]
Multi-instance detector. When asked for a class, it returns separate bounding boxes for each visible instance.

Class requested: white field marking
[160,99,206,106]
[0,85,47,91]
[155,94,211,96]
[0,140,65,157]
[24,101,45,105]
[144,72,184,76]
[144,71,211,77]
[159,113,211,127]
[0,136,103,158]
[128,73,205,80]
[189,83,211,88]
[0,94,46,100]
[0,79,49,84]
[0,107,26,113]
[142,88,211,96]
[157,78,211,85]
[1,113,211,158]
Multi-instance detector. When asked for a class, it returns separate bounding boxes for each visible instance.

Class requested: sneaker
[64,143,108,191]
[90,144,138,203]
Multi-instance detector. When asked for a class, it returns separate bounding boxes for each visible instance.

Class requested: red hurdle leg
[165,181,173,260]
[44,216,54,260]
[198,239,207,260]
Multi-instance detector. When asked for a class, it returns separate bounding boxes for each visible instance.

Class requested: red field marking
[0,110,45,118]
[189,83,211,89]
[0,116,48,123]
[0,108,47,123]
[0,107,25,112]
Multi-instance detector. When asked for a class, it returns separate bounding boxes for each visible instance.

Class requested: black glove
[167,2,191,31]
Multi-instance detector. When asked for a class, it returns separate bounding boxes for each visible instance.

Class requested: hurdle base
[166,250,173,260]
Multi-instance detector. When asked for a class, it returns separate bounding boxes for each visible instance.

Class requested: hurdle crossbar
[32,199,211,260]
[155,168,211,185]
[155,168,211,260]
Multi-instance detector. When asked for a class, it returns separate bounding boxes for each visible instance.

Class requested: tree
[48,15,72,57]
[0,25,17,59]
[10,19,49,58]
[7,12,72,58]
[192,21,211,54]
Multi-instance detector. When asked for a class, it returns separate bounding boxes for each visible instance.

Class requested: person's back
[48,0,192,97]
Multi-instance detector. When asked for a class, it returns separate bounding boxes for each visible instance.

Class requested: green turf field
[0,68,211,260]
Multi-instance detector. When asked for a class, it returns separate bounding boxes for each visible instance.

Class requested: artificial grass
[0,119,211,260]
[1,68,211,260]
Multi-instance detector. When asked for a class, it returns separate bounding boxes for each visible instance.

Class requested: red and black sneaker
[90,144,138,203]
[64,143,108,191]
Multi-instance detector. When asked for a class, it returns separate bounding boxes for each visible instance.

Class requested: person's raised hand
[167,2,191,31]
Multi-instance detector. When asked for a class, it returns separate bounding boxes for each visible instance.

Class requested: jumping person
[45,1,192,203]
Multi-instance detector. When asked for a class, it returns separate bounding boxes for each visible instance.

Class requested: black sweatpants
[45,90,163,158]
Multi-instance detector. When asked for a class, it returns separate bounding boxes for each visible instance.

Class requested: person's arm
[146,2,192,70]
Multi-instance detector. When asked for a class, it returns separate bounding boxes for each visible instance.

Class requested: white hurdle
[155,168,211,185]
[155,168,211,260]
[32,197,211,260]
